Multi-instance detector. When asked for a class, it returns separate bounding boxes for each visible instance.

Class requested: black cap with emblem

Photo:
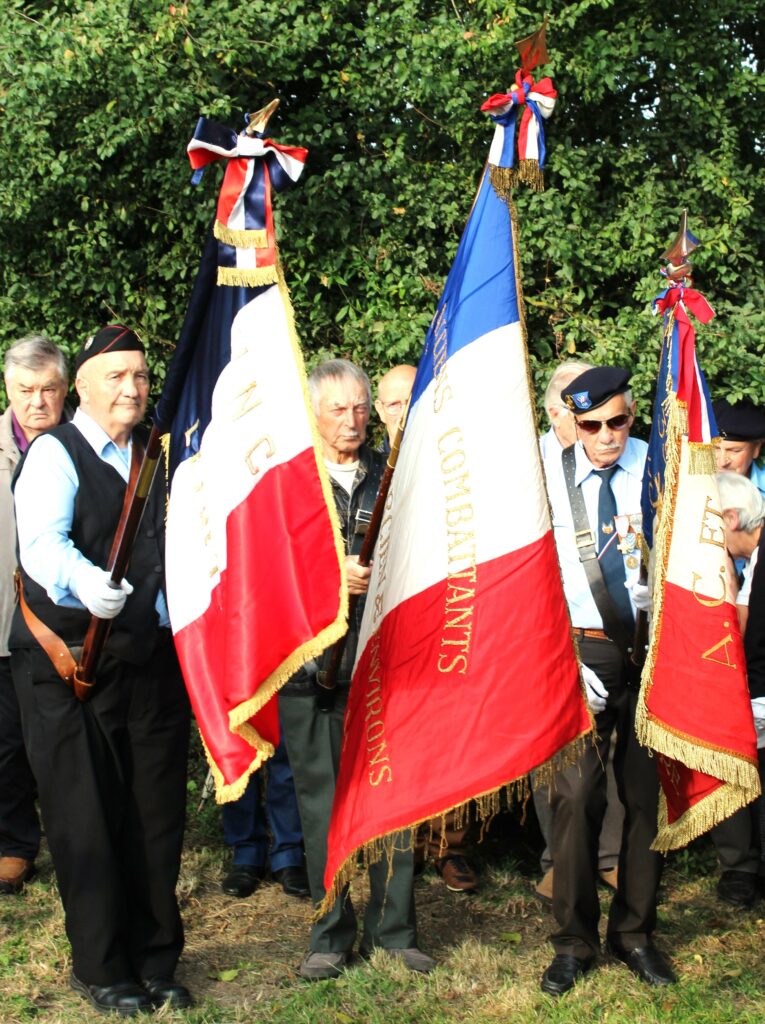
[561,366,631,413]
[712,398,765,441]
[74,325,144,374]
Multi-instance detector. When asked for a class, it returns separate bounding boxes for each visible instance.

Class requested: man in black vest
[10,326,191,1015]
[540,366,675,995]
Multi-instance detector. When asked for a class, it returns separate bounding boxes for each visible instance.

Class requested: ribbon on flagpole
[186,116,308,287]
[480,70,557,192]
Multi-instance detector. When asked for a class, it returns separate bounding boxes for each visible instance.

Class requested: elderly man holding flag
[540,366,674,995]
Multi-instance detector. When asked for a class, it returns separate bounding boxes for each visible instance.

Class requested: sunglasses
[576,413,631,434]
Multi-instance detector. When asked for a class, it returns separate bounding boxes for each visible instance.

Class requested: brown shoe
[599,867,618,891]
[535,867,554,904]
[435,855,478,892]
[0,857,36,895]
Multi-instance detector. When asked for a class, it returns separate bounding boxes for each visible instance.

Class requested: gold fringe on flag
[217,266,278,288]
[214,220,268,249]
[687,441,717,476]
[489,161,544,201]
[314,729,591,920]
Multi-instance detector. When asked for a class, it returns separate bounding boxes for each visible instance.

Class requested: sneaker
[435,855,478,892]
[535,867,554,904]
[298,950,350,981]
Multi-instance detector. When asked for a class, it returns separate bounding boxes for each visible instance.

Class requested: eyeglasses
[378,400,405,415]
[576,414,631,434]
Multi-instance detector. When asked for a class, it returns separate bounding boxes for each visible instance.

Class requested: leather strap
[16,571,77,687]
[561,445,634,659]
[16,434,145,700]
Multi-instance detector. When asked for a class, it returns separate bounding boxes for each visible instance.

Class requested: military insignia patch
[570,391,591,410]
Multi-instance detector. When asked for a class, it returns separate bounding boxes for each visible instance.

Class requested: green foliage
[1,0,763,414]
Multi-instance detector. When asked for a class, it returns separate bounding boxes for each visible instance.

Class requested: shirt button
[154,565,163,574]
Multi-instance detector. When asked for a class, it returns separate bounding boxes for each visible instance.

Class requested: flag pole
[73,425,164,698]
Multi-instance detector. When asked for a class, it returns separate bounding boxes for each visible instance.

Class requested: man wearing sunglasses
[540,366,675,996]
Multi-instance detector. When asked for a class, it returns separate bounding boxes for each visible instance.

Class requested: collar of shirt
[572,437,644,487]
[73,408,132,479]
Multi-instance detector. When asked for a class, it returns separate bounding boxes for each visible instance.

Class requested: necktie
[596,465,633,628]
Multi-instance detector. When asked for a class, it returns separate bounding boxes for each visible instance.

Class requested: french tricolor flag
[637,284,760,848]
[321,143,590,906]
[155,120,347,802]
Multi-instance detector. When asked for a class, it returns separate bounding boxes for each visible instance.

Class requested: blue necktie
[596,465,633,628]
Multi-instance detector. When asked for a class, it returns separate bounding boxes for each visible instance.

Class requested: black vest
[10,422,167,666]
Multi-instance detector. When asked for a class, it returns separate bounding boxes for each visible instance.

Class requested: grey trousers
[279,689,417,954]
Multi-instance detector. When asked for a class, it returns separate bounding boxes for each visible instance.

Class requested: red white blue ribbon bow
[481,70,557,175]
[187,116,308,287]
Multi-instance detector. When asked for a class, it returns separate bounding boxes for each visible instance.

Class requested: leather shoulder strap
[561,445,633,657]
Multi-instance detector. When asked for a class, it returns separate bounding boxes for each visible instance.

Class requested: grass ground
[1,773,764,1024]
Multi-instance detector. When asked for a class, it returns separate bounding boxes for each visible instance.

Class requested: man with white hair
[0,335,68,895]
[11,325,191,1014]
[539,359,594,458]
[279,359,433,981]
[711,471,765,907]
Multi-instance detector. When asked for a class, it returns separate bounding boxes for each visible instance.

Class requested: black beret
[713,398,765,442]
[75,324,144,374]
[561,367,631,413]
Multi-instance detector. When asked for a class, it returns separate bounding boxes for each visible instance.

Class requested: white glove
[626,579,651,613]
[582,664,608,714]
[751,698,765,750]
[72,564,134,619]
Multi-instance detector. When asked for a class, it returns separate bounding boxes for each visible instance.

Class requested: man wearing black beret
[10,326,192,1014]
[713,398,765,497]
[540,366,675,995]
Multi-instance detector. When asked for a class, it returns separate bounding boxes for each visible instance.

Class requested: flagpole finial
[515,16,549,74]
[661,209,700,283]
[246,97,280,136]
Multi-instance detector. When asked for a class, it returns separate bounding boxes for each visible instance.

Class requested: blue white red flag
[155,114,347,801]
[321,99,590,907]
[637,283,760,848]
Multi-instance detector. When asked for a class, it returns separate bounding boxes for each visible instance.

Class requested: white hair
[307,359,371,414]
[543,359,595,418]
[716,471,765,533]
[4,334,68,383]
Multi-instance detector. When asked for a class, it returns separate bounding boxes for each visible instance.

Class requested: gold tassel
[214,221,269,249]
[687,441,717,476]
[489,162,544,203]
[217,266,278,288]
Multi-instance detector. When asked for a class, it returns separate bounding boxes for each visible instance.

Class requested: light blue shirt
[544,436,647,629]
[750,460,765,499]
[14,408,169,625]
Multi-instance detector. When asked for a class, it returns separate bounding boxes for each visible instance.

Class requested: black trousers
[279,688,417,954]
[12,636,190,986]
[549,636,663,959]
[0,656,40,859]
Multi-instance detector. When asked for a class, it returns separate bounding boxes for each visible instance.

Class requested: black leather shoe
[540,954,594,996]
[70,973,153,1015]
[273,864,310,897]
[717,870,759,908]
[607,941,676,986]
[142,976,193,1008]
[221,863,265,897]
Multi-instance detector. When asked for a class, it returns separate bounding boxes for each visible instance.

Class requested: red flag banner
[637,292,760,848]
